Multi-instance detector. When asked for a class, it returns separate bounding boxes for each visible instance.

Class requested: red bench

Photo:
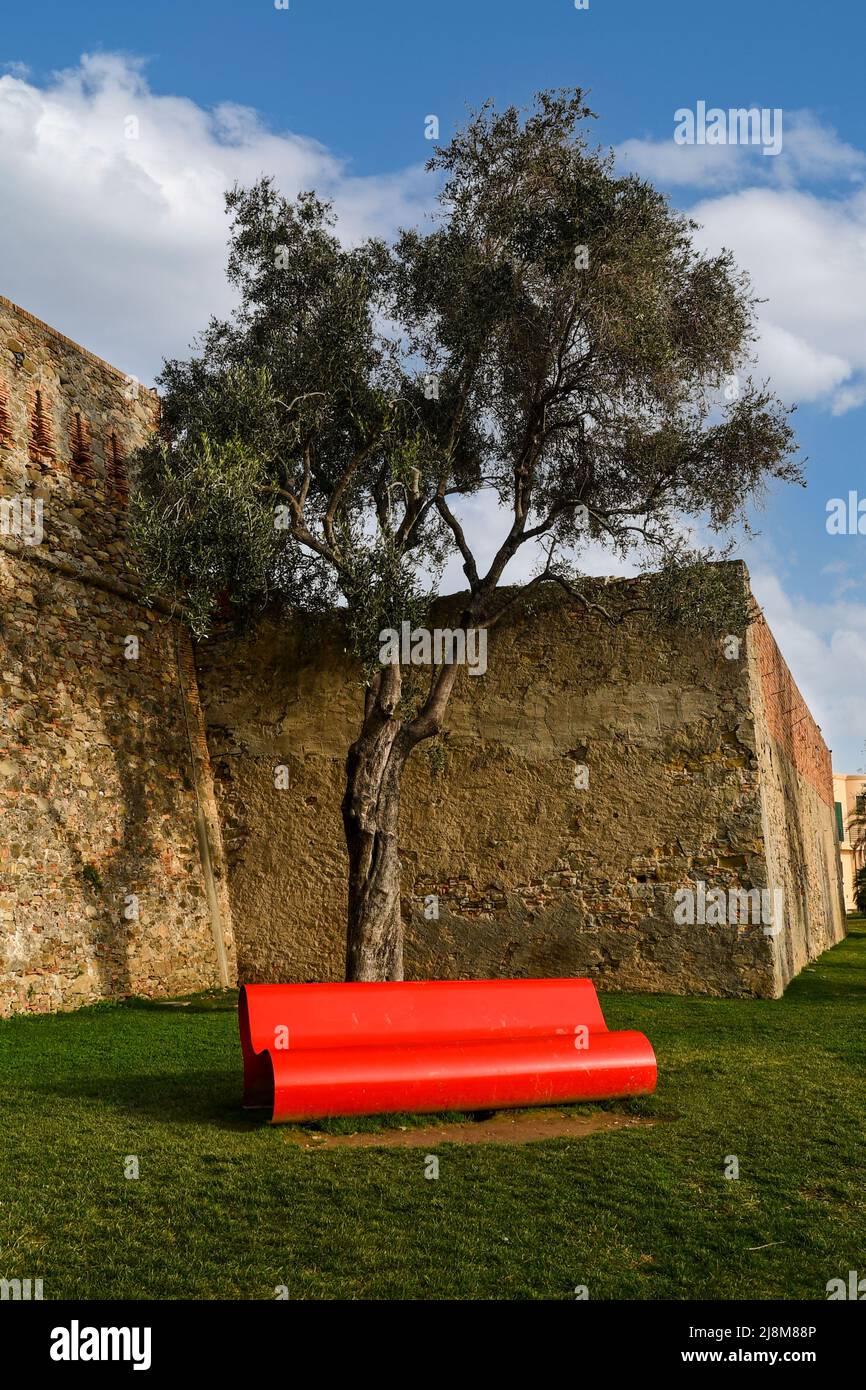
[239,978,657,1123]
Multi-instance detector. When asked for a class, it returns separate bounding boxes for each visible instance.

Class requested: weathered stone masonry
[0,299,847,1012]
[197,579,846,1000]
[749,613,845,987]
[0,297,235,1016]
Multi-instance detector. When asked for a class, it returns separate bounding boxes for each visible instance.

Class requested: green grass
[2,920,865,1300]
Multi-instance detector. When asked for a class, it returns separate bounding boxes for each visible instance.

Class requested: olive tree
[132,90,800,981]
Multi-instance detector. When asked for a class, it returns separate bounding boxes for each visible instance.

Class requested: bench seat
[239,978,656,1123]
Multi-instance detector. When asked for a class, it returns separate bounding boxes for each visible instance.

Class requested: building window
[105,431,129,504]
[28,389,55,464]
[69,411,96,481]
[836,801,845,842]
[0,379,11,447]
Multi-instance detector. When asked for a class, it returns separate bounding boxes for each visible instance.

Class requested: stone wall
[0,297,235,1016]
[0,295,845,1010]
[0,293,158,585]
[748,615,847,991]
[197,572,846,998]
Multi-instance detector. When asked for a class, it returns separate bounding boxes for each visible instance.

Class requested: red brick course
[752,613,834,807]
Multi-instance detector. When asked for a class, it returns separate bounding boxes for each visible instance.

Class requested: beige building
[833,773,866,912]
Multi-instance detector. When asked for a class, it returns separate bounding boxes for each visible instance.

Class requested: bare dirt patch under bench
[282,1107,655,1150]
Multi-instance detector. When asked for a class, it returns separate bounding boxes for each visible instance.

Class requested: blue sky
[4,0,861,167]
[1,0,864,767]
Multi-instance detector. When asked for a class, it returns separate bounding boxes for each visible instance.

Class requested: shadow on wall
[1,564,201,1005]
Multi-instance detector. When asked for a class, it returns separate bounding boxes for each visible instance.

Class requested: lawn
[1,920,865,1300]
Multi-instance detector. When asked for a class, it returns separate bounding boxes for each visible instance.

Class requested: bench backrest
[240,978,607,1061]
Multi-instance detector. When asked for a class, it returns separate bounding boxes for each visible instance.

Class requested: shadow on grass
[21,1069,258,1132]
[119,990,238,1014]
[22,1068,662,1138]
[18,924,864,1139]
[300,1091,664,1137]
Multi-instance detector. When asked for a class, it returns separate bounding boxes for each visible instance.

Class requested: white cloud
[617,109,866,191]
[3,59,865,421]
[616,111,866,413]
[0,52,432,384]
[687,185,866,411]
[776,111,866,185]
[1,56,860,767]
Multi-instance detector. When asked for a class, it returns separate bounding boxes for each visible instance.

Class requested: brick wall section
[751,613,834,807]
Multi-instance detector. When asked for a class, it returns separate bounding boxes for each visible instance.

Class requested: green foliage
[641,555,752,633]
[341,539,430,677]
[132,429,286,634]
[131,88,800,664]
[425,738,447,780]
[854,867,866,914]
[82,864,103,892]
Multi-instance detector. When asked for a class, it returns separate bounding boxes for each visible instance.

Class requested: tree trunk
[342,714,408,982]
[341,652,462,982]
